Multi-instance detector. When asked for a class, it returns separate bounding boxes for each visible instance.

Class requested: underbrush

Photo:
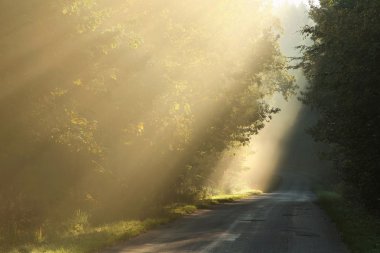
[2,190,262,253]
[316,190,380,253]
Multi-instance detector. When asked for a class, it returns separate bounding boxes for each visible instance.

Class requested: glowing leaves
[127,122,144,136]
[122,122,145,144]
[61,0,110,34]
[184,103,192,115]
[148,78,195,150]
[137,122,144,136]
[72,66,119,94]
[100,24,142,55]
[109,72,117,81]
[169,102,192,117]
[73,79,82,86]
[51,110,102,154]
[174,103,180,111]
[50,88,68,97]
[55,0,295,206]
[75,9,111,34]
[100,24,127,54]
[257,68,296,100]
[70,113,88,126]
[167,81,193,116]
[62,8,69,15]
[61,0,97,16]
[73,76,105,94]
[62,0,143,55]
[127,35,143,49]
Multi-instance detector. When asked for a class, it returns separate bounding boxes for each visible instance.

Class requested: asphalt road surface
[103,171,348,253]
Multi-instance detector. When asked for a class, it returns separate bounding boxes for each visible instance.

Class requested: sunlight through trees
[0,0,298,248]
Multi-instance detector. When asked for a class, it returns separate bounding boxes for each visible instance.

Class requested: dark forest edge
[314,185,380,253]
[299,0,380,251]
[297,0,380,211]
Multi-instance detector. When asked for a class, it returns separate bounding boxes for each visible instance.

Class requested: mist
[215,2,323,192]
[1,0,303,247]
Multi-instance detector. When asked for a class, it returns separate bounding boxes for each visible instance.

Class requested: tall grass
[316,190,380,253]
[3,190,261,253]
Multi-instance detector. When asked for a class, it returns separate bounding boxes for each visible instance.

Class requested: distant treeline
[298,0,380,210]
[0,0,295,243]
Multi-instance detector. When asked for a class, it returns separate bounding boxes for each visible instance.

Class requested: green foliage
[5,218,168,253]
[66,210,90,236]
[209,190,263,201]
[316,190,380,253]
[0,0,295,247]
[298,0,380,209]
[166,204,198,217]
[3,191,259,253]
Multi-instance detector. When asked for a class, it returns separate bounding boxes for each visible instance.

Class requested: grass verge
[316,190,380,253]
[5,190,262,253]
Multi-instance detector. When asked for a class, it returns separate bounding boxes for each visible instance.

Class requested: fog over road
[103,3,345,253]
[103,171,348,253]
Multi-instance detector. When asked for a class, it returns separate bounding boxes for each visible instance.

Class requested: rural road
[103,171,348,253]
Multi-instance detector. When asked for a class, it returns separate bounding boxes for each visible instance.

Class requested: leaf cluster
[298,0,380,210]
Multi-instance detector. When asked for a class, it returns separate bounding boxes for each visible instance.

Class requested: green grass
[6,218,169,253]
[4,190,261,253]
[316,190,380,253]
[207,189,262,202]
[194,189,263,208]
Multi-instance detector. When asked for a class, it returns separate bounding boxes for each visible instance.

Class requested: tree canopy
[298,0,380,209]
[0,0,295,243]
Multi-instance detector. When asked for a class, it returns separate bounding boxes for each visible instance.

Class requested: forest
[0,0,295,248]
[0,0,379,252]
[298,0,380,210]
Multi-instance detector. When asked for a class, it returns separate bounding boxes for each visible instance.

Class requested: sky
[272,0,319,8]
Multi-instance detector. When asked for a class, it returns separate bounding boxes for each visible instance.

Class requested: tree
[0,0,296,242]
[298,0,380,209]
